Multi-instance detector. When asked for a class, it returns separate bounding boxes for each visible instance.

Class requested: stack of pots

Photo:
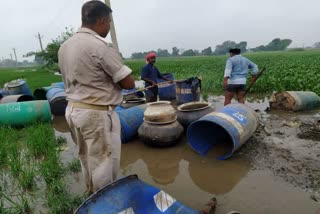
[138,101,183,147]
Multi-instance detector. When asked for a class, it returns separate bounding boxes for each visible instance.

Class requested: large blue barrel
[187,104,258,160]
[158,73,176,100]
[75,175,197,214]
[51,82,65,88]
[115,104,147,143]
[46,87,67,116]
[175,80,200,105]
[6,80,32,96]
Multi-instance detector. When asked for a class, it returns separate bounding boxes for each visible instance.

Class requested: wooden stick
[244,67,266,97]
[123,79,185,96]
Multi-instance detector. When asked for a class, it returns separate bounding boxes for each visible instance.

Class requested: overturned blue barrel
[176,79,200,105]
[6,80,32,96]
[115,104,147,143]
[187,103,258,160]
[51,82,65,88]
[158,73,176,100]
[46,87,67,116]
[75,175,197,214]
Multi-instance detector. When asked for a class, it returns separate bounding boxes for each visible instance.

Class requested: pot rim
[147,101,171,106]
[177,101,213,112]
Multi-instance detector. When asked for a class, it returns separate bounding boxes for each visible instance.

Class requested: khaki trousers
[65,103,121,192]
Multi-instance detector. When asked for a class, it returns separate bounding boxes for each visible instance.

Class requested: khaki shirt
[58,27,132,105]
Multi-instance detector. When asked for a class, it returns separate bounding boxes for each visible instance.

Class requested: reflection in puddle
[54,101,320,213]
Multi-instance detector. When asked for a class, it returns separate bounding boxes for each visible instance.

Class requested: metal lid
[7,79,26,88]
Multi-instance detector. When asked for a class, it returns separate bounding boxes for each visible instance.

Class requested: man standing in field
[141,53,172,102]
[223,48,258,105]
[58,0,135,193]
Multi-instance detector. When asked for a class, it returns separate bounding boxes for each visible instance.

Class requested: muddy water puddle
[54,107,320,213]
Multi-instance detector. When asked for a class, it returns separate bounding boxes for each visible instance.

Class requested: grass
[0,123,82,213]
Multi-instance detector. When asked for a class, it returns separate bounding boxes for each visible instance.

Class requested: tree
[172,47,179,56]
[236,41,247,53]
[181,49,196,56]
[313,42,320,48]
[201,47,212,56]
[156,49,170,57]
[25,27,74,65]
[213,41,237,55]
[252,38,292,52]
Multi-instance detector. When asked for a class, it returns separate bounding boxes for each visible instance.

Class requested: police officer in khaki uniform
[58,0,135,193]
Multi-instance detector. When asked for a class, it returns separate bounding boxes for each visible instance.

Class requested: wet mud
[53,95,320,213]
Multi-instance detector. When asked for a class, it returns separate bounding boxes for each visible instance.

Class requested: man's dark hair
[229,48,241,55]
[82,1,112,26]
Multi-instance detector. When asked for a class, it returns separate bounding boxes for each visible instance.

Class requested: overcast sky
[1,0,319,60]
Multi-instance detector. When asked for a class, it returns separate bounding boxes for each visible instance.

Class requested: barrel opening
[33,89,47,100]
[17,95,34,102]
[188,121,234,160]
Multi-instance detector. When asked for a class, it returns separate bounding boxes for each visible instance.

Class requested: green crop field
[126,50,320,95]
[1,50,319,96]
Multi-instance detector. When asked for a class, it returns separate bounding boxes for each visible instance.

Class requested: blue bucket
[51,82,65,88]
[75,175,197,214]
[176,80,200,105]
[115,104,147,143]
[46,87,67,116]
[187,104,258,160]
[158,73,176,100]
[7,80,32,96]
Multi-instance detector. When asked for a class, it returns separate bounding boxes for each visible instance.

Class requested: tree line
[131,38,295,59]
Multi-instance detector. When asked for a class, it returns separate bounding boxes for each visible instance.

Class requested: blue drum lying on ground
[46,87,67,116]
[158,73,176,100]
[51,82,65,88]
[6,79,32,96]
[115,104,147,143]
[75,175,198,214]
[187,103,258,160]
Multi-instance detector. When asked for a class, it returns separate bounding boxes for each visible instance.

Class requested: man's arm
[248,60,259,83]
[96,46,135,89]
[223,59,232,89]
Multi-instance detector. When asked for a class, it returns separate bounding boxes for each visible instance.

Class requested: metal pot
[177,102,215,128]
[144,101,177,124]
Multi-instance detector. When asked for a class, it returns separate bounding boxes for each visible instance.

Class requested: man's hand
[151,81,157,86]
[251,76,257,84]
[223,78,228,90]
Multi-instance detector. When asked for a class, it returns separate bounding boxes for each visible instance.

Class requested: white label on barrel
[7,103,21,112]
[118,207,135,214]
[232,112,247,121]
[154,190,176,212]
